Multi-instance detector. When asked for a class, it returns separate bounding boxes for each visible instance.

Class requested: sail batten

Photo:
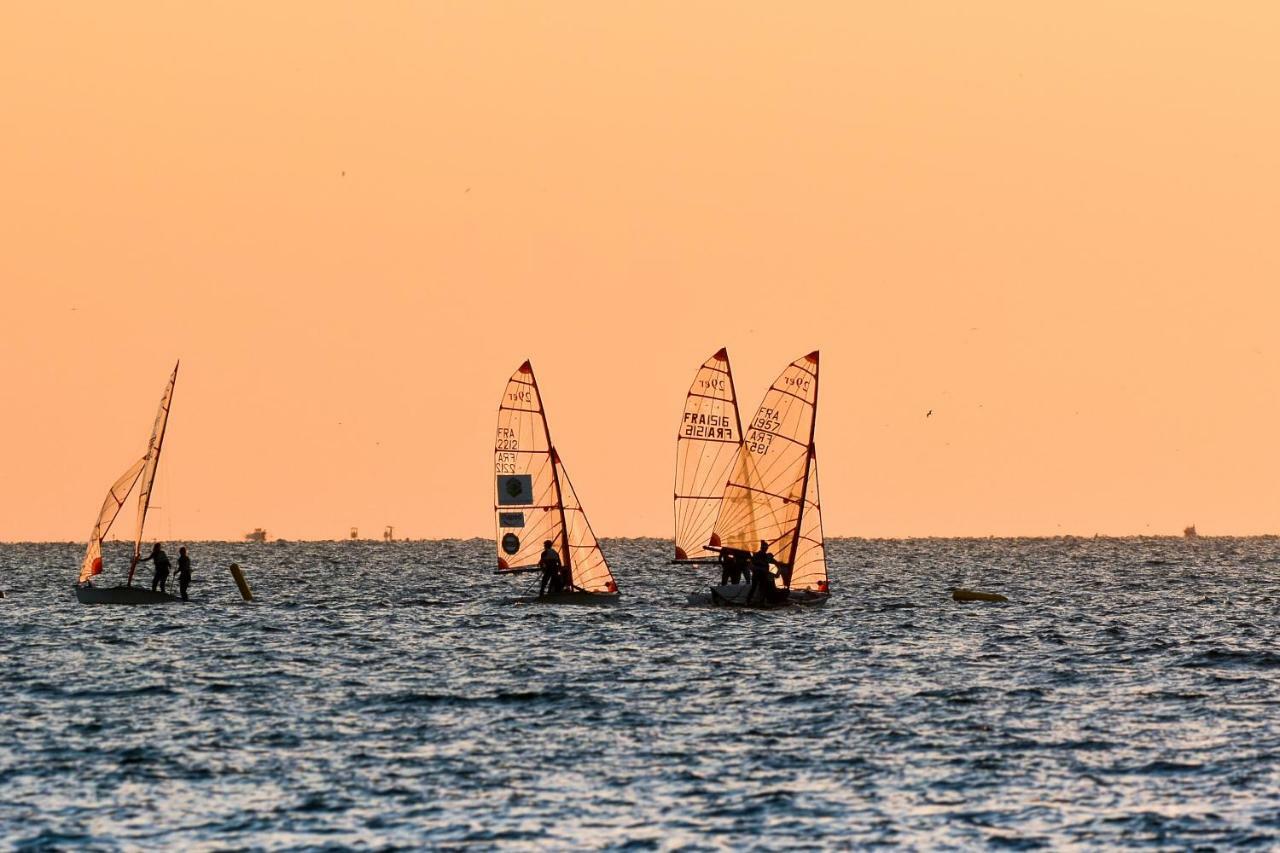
[493,361,616,592]
[673,348,745,561]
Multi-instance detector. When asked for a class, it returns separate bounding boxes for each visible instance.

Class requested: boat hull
[694,582,829,609]
[512,591,620,606]
[75,584,181,605]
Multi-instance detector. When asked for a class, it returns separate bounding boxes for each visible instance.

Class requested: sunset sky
[3,2,1278,541]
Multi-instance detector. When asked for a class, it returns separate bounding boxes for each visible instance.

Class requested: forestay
[494,361,616,593]
[710,351,826,590]
[673,348,743,561]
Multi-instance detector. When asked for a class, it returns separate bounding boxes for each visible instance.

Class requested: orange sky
[3,2,1278,541]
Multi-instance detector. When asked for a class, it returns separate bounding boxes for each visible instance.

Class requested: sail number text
[496,427,520,472]
[496,427,520,451]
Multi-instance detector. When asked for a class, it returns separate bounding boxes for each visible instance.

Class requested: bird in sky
[926,410,933,418]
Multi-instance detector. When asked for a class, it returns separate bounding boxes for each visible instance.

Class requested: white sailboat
[75,363,181,605]
[492,360,619,604]
[701,351,830,608]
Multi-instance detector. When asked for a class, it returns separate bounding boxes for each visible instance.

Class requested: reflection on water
[2,537,1278,847]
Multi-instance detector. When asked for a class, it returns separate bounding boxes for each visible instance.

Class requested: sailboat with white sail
[75,363,181,605]
[673,348,745,564]
[492,360,619,604]
[699,351,830,608]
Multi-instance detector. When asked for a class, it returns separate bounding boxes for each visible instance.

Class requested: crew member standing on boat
[720,549,747,586]
[137,543,172,593]
[176,546,192,601]
[538,540,564,597]
[748,540,779,604]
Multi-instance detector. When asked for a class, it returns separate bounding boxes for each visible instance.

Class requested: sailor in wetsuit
[747,540,780,604]
[137,543,172,592]
[538,540,564,597]
[176,546,192,601]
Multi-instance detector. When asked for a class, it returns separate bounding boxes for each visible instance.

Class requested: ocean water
[2,537,1279,849]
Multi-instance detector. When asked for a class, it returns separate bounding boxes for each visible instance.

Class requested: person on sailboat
[137,543,172,593]
[720,549,747,586]
[176,546,192,601]
[747,540,781,604]
[538,540,565,596]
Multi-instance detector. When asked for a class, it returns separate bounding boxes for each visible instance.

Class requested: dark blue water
[3,538,1279,848]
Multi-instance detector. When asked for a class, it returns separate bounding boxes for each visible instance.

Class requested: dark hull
[701,583,830,609]
[75,585,181,605]
[511,591,620,607]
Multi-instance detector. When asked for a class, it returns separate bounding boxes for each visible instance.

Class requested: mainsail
[78,457,147,583]
[126,362,179,585]
[710,351,826,589]
[494,361,617,593]
[673,348,744,561]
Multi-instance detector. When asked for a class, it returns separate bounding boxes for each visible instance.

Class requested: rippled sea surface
[3,538,1280,849]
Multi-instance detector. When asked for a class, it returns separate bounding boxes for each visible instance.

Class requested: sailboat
[492,360,619,604]
[701,351,830,608]
[75,363,181,605]
[674,348,745,564]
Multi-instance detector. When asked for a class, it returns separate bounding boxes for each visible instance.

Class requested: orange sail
[127,362,179,585]
[494,361,617,593]
[673,348,744,561]
[78,457,147,583]
[711,351,826,589]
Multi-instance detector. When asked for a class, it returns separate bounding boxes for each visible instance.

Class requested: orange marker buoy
[229,563,253,601]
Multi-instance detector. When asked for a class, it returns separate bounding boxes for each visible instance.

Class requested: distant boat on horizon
[76,363,183,605]
[492,360,618,604]
[244,528,268,543]
[1184,524,1198,538]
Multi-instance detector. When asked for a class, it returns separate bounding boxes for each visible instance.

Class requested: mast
[127,361,179,586]
[722,348,745,446]
[784,352,819,585]
[525,362,572,573]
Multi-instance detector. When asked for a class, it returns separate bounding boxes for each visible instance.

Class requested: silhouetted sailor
[137,543,171,593]
[747,540,779,604]
[538,540,564,597]
[176,546,192,601]
[720,549,747,586]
